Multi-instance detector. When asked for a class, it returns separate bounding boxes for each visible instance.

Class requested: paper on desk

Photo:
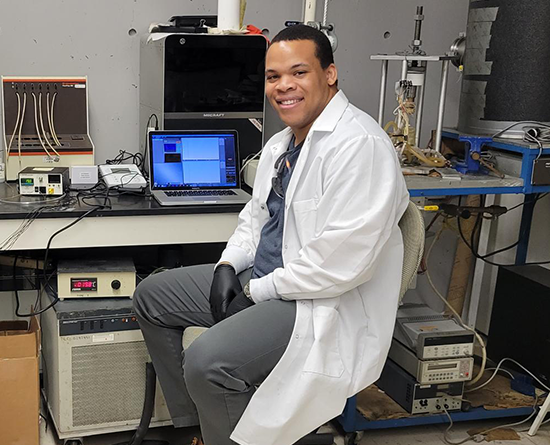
[146,31,172,44]
[437,168,462,180]
[401,166,463,180]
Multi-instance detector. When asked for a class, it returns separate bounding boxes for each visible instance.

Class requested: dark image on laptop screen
[150,133,238,189]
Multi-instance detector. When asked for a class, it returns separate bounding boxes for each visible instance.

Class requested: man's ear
[326,63,338,87]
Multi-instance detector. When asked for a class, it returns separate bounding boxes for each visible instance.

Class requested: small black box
[532,157,550,185]
[488,266,550,385]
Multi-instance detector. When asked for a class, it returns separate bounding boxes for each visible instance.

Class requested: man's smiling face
[265,39,337,143]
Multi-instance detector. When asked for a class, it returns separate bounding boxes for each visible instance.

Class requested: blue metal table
[406,130,550,264]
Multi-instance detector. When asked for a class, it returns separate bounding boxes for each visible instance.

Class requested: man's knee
[183,333,217,396]
[184,327,247,397]
[133,272,166,317]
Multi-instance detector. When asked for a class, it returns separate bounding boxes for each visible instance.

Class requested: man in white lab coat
[134,24,409,445]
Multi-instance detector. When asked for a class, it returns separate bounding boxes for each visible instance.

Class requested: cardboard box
[0,317,40,445]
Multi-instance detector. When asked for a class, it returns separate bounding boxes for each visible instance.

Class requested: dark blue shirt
[252,137,303,279]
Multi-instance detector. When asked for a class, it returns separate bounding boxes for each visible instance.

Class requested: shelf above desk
[406,174,524,197]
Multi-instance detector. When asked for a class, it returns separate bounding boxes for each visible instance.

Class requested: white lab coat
[219,91,409,445]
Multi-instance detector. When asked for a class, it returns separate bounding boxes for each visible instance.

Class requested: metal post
[414,65,427,147]
[397,59,409,129]
[516,194,537,265]
[377,60,389,126]
[414,6,424,41]
[434,59,450,152]
[400,59,409,82]
[303,0,317,23]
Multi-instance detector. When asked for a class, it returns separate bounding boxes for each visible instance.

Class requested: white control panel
[412,395,462,415]
[18,167,68,196]
[420,357,474,384]
[422,343,474,359]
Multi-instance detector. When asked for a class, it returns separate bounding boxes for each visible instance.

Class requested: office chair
[182,201,425,444]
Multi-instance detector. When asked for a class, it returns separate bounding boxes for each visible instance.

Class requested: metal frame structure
[371,54,455,153]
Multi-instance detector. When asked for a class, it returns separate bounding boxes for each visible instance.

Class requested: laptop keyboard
[164,190,237,197]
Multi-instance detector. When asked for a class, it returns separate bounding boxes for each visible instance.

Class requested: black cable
[15,206,103,317]
[13,254,55,317]
[142,114,159,180]
[506,192,549,212]
[425,212,442,233]
[457,215,550,267]
[453,193,550,265]
[474,194,544,260]
[112,363,169,445]
[13,253,22,316]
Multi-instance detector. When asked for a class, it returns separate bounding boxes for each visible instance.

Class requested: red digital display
[71,278,97,292]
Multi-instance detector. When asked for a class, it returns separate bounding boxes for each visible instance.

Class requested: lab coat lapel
[284,91,350,206]
[269,128,294,177]
[284,135,310,206]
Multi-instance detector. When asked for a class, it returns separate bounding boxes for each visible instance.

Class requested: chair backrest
[398,201,425,302]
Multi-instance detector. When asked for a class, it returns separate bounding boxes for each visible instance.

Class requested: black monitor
[164,34,267,113]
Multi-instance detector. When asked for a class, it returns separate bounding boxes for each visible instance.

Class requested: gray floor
[39,416,550,445]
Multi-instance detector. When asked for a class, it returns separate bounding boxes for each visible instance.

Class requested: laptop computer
[149,130,252,206]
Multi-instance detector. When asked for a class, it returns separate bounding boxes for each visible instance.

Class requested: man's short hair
[271,25,334,69]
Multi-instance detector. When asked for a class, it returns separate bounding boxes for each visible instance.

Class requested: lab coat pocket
[292,198,318,245]
[303,306,345,378]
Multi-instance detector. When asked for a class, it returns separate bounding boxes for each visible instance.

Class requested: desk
[0,185,244,441]
[0,184,243,250]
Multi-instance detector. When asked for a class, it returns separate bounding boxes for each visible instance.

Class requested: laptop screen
[150,131,239,189]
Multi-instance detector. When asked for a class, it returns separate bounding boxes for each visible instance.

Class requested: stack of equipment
[377,304,475,414]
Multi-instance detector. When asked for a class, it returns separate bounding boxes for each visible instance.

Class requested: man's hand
[226,291,255,318]
[209,264,242,322]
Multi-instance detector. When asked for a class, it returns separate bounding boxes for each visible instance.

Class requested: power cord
[13,254,56,318]
[424,223,487,386]
[442,356,550,444]
[466,357,550,394]
[240,149,263,175]
[0,196,78,251]
[456,201,550,267]
[142,114,159,179]
[428,193,550,267]
[106,149,146,172]
[493,121,550,161]
[14,205,104,317]
[442,394,541,445]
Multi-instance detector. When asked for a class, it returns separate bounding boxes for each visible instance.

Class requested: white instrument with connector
[18,166,69,196]
[389,338,474,384]
[99,164,146,190]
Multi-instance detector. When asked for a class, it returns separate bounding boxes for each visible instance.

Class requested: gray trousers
[133,264,296,445]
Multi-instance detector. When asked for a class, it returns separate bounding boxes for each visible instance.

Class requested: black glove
[226,291,255,318]
[209,264,242,322]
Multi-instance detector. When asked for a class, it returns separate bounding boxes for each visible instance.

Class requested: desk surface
[0,184,244,250]
[0,183,244,220]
